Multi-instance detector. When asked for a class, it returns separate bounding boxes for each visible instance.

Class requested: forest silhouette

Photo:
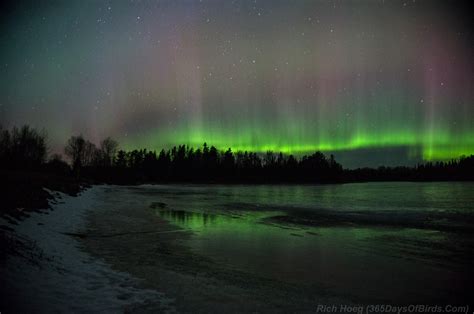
[1,125,474,183]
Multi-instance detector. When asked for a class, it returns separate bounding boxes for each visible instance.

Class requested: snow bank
[0,186,173,313]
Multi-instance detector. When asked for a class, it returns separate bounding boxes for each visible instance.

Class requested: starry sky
[1,0,473,167]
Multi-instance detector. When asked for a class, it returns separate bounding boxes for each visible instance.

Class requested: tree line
[1,125,473,182]
[64,135,343,182]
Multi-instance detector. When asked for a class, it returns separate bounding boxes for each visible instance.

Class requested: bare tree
[83,140,99,167]
[5,125,48,168]
[100,137,118,167]
[64,135,105,172]
[64,135,86,171]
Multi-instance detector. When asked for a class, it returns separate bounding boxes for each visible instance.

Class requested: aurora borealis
[1,1,473,167]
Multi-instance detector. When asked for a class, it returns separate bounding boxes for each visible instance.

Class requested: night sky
[1,0,473,167]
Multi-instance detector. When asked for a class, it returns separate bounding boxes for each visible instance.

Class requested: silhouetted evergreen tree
[115,150,127,168]
[222,148,235,178]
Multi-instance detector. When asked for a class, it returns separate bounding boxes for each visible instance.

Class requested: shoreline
[0,186,172,313]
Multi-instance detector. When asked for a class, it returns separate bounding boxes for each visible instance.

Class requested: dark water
[145,182,473,305]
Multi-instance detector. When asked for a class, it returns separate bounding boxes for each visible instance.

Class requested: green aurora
[123,105,474,162]
[124,126,474,161]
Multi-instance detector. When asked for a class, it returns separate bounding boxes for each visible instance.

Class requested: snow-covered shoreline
[0,186,171,313]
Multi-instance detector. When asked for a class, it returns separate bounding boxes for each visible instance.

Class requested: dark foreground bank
[0,170,86,219]
[0,170,88,266]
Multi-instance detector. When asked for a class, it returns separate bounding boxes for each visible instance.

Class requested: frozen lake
[2,182,473,312]
[143,183,474,305]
